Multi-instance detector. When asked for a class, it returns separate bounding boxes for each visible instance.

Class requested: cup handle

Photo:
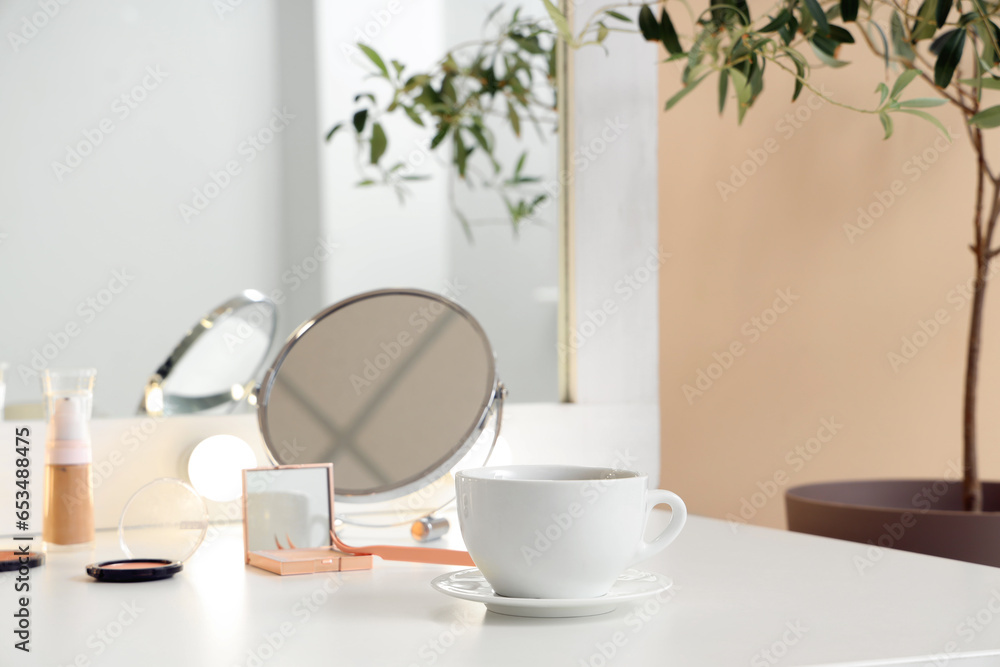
[630,489,687,566]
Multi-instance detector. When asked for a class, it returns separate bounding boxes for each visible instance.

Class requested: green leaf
[896,108,951,138]
[542,0,576,45]
[507,102,521,137]
[791,55,805,101]
[358,44,389,78]
[370,122,387,163]
[876,82,890,105]
[761,9,791,32]
[430,124,449,149]
[597,22,609,43]
[969,105,1000,128]
[896,97,946,107]
[660,7,683,55]
[828,25,855,44]
[605,10,631,22]
[733,0,751,25]
[403,105,424,126]
[869,22,890,71]
[879,111,894,138]
[936,0,952,28]
[514,152,527,179]
[325,123,343,142]
[454,129,468,177]
[749,57,765,100]
[352,109,368,133]
[891,69,920,98]
[729,67,750,101]
[803,0,830,34]
[810,40,849,66]
[664,73,709,111]
[961,77,1000,90]
[841,0,859,21]
[638,5,659,41]
[356,179,376,186]
[934,28,966,87]
[729,68,753,123]
[891,12,916,59]
[974,21,1000,66]
[812,35,837,55]
[468,124,497,171]
[779,14,799,44]
[911,0,939,42]
[718,69,729,114]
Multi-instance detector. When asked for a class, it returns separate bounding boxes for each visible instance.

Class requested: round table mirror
[256,289,504,527]
[139,289,277,416]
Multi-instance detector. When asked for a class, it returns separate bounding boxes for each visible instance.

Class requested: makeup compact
[0,550,43,571]
[242,464,372,575]
[86,478,208,583]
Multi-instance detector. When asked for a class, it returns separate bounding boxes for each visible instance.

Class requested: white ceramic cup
[455,464,687,599]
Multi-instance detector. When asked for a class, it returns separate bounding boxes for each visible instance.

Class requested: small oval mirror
[256,289,503,524]
[140,290,277,416]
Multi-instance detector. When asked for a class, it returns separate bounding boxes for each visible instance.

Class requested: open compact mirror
[242,464,372,575]
[256,288,505,534]
[139,289,277,416]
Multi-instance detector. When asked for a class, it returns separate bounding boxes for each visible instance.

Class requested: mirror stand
[340,383,505,556]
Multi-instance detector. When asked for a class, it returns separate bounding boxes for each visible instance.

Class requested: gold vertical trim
[556,0,577,403]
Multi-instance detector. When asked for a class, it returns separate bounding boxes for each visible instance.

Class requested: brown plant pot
[785,480,1000,568]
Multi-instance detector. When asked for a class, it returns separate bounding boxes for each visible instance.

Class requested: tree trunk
[964,255,988,512]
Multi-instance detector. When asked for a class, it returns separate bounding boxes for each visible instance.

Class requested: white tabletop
[5,513,1000,667]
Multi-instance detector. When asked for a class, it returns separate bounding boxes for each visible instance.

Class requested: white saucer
[430,568,672,618]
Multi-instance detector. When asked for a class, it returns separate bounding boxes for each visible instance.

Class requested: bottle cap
[45,396,92,465]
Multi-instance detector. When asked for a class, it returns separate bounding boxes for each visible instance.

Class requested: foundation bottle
[42,369,96,550]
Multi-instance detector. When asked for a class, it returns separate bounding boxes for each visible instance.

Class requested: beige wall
[657,40,1000,529]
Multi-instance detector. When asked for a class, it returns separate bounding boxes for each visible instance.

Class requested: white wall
[0,0,295,416]
[569,1,661,406]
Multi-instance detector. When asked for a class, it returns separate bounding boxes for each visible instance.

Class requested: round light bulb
[187,435,257,502]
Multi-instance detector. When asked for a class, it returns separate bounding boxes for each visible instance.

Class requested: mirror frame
[256,288,503,506]
[139,289,277,416]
